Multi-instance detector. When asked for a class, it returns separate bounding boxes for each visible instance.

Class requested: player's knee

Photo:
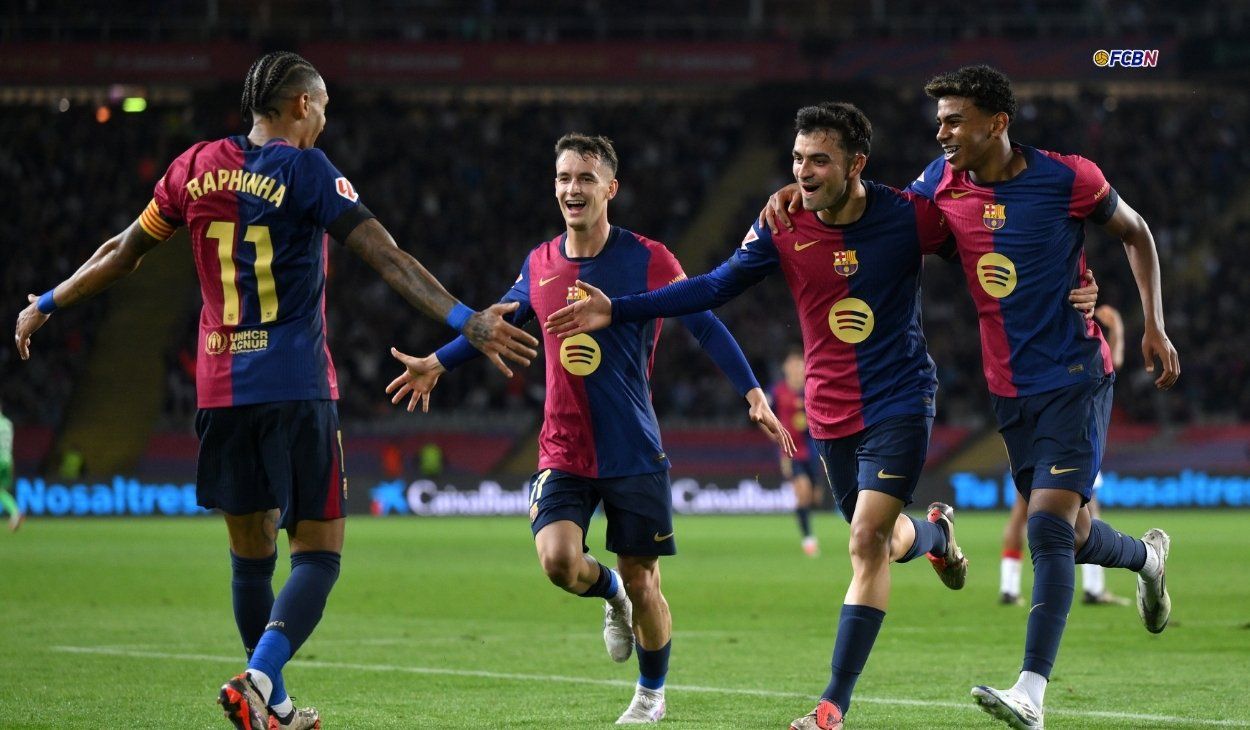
[538,551,581,589]
[619,561,661,607]
[847,523,890,563]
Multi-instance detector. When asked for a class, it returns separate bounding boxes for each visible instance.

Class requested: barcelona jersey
[502,228,694,478]
[142,136,365,408]
[727,183,951,439]
[909,144,1117,397]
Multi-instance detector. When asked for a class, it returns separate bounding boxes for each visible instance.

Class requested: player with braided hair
[14,50,538,729]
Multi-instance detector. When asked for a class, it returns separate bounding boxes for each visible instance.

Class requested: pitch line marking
[52,645,1248,727]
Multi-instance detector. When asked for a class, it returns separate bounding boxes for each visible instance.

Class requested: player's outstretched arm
[343,219,538,376]
[746,388,796,457]
[15,220,162,360]
[385,347,447,413]
[1101,198,1179,389]
[759,183,802,233]
[544,280,613,337]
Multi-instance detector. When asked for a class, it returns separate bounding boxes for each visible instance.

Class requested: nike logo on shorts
[877,469,907,480]
[653,532,674,542]
[1050,465,1079,475]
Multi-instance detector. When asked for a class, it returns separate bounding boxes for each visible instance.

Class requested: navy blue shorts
[195,400,347,528]
[528,468,675,557]
[992,375,1113,504]
[787,454,820,482]
[813,415,933,523]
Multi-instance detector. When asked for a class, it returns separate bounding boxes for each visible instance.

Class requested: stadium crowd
[2,85,1247,433]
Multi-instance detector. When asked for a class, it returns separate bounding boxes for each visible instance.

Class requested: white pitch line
[52,645,1249,727]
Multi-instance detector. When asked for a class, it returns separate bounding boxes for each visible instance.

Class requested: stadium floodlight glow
[122,97,147,113]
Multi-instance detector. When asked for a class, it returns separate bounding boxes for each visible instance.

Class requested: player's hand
[1069,269,1099,320]
[463,302,539,378]
[15,293,50,361]
[746,388,796,457]
[759,183,802,234]
[1141,325,1180,390]
[386,348,447,413]
[544,280,612,338]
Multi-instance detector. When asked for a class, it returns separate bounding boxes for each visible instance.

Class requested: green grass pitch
[1,510,1247,728]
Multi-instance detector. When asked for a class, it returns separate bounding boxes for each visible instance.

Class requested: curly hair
[240,51,322,121]
[923,65,1018,120]
[554,133,619,176]
[794,102,872,157]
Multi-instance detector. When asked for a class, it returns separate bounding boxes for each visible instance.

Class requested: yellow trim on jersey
[138,198,176,240]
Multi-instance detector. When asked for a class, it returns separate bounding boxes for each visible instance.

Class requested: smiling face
[792,129,864,213]
[934,96,1007,174]
[554,150,617,232]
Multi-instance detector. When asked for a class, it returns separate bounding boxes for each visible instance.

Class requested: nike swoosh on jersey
[1049,465,1080,475]
[538,276,560,286]
[794,240,820,251]
[653,532,674,542]
[950,190,974,198]
[876,469,907,480]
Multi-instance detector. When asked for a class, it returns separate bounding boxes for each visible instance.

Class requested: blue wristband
[446,302,475,332]
[36,289,58,315]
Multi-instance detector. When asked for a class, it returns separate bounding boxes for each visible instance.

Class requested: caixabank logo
[1093,49,1159,67]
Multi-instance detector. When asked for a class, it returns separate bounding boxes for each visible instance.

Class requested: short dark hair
[554,133,619,177]
[924,65,1018,120]
[794,102,872,157]
[241,51,322,121]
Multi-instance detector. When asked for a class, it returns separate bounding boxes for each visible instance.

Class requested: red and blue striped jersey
[507,228,686,478]
[731,183,950,439]
[144,136,363,408]
[770,380,811,461]
[908,145,1117,397]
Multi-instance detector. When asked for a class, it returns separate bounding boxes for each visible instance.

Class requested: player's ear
[606,178,619,200]
[848,153,867,179]
[991,111,1010,138]
[291,92,312,121]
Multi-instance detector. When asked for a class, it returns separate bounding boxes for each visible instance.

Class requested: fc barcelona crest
[833,249,859,277]
[566,285,589,306]
[983,203,1007,231]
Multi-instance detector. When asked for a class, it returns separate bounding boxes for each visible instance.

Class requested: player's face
[934,96,1003,173]
[792,131,860,212]
[783,353,805,390]
[554,150,617,232]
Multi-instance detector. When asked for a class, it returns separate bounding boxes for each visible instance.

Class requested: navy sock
[897,516,946,563]
[230,551,276,660]
[822,604,885,715]
[1075,519,1147,571]
[1024,512,1076,678]
[796,508,812,538]
[578,561,619,599]
[637,640,671,690]
[248,550,341,705]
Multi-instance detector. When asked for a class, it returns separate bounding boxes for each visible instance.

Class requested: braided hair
[240,51,322,122]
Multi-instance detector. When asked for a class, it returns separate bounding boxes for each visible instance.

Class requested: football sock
[636,640,671,691]
[269,695,295,719]
[1001,550,1023,596]
[248,550,341,705]
[897,516,946,563]
[1074,519,1147,571]
[1081,564,1105,596]
[230,551,277,660]
[1013,670,1048,709]
[579,561,621,601]
[796,507,812,538]
[822,604,885,714]
[1023,512,1075,678]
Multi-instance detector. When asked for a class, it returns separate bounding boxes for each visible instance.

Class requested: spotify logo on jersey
[976,253,1018,298]
[559,333,602,376]
[828,298,875,344]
